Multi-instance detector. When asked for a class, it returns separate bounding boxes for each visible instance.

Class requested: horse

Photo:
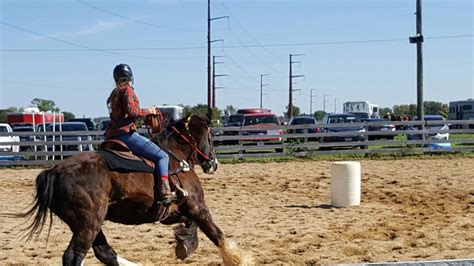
[9,114,252,265]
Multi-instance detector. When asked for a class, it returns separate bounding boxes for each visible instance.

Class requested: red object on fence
[7,112,64,125]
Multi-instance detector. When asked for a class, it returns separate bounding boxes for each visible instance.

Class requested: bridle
[169,125,211,162]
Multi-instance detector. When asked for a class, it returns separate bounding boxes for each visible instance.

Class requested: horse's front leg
[160,209,199,260]
[183,201,253,265]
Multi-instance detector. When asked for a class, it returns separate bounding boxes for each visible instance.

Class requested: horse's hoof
[175,241,189,260]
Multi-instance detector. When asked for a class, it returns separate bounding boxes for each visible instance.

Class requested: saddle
[98,139,155,173]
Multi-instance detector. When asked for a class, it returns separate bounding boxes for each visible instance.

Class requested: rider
[105,63,172,206]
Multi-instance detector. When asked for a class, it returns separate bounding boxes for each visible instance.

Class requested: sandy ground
[0,158,473,265]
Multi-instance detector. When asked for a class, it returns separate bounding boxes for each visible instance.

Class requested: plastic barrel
[331,161,361,207]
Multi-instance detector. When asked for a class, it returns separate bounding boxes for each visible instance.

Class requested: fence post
[78,136,83,152]
[238,126,243,155]
[88,136,94,151]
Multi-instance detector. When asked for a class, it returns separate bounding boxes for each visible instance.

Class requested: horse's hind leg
[61,204,107,265]
[92,229,119,266]
[63,225,101,266]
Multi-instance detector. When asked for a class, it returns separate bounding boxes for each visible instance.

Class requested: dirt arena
[1,158,473,264]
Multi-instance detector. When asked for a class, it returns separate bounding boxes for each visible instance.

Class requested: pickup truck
[0,123,20,153]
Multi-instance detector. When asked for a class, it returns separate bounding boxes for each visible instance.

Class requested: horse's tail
[11,168,56,242]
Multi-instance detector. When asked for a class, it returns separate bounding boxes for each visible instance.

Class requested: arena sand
[1,158,473,264]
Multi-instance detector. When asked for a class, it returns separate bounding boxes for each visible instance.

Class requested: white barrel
[331,161,361,207]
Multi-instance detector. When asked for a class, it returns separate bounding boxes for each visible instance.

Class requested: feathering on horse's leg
[173,221,199,260]
[92,229,119,266]
[186,202,254,265]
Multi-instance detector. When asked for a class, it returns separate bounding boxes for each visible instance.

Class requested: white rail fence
[0,120,473,165]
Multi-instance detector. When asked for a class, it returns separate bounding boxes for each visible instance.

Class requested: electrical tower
[288,54,305,119]
[212,55,227,109]
[260,74,269,109]
[310,89,317,115]
[409,0,424,125]
[207,0,228,119]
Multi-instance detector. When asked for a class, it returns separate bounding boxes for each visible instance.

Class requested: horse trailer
[448,99,474,128]
[342,101,380,119]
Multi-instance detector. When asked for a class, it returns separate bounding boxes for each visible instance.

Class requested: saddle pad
[97,149,154,174]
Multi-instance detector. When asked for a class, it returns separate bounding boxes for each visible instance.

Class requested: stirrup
[179,160,190,172]
[174,185,189,200]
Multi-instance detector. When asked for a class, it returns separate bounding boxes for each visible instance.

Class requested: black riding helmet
[113,63,134,83]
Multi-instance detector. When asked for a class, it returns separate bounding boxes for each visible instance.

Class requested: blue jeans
[118,132,169,177]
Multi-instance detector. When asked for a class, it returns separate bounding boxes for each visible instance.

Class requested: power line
[2,34,471,52]
[228,27,284,75]
[221,3,286,63]
[0,21,203,61]
[221,53,260,83]
[76,0,203,32]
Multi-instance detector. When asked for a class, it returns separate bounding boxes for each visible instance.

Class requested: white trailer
[342,101,380,119]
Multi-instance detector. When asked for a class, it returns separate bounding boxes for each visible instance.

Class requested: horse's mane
[154,114,209,144]
[167,114,210,132]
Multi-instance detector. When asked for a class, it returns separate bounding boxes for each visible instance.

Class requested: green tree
[222,105,237,122]
[183,104,221,121]
[63,111,75,121]
[0,107,20,123]
[31,98,60,112]
[379,107,393,117]
[314,110,326,121]
[284,105,300,117]
[424,101,448,117]
[393,104,417,117]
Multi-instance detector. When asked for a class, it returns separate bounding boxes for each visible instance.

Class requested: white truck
[342,101,380,119]
[0,123,20,153]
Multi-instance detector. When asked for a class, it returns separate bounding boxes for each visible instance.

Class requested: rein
[169,125,211,161]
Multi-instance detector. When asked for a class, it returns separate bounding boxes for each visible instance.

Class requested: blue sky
[1,0,472,118]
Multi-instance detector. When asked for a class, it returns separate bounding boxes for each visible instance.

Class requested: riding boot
[155,176,172,206]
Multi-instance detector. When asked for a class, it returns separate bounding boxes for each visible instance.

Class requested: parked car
[0,123,20,153]
[240,113,284,152]
[99,119,111,131]
[361,118,396,140]
[407,115,449,141]
[45,122,92,152]
[67,118,96,131]
[287,116,319,141]
[222,114,244,145]
[12,125,35,151]
[320,113,365,149]
[469,117,474,129]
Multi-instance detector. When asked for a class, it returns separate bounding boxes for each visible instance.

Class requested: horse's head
[171,114,218,174]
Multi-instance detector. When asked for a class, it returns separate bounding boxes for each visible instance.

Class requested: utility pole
[207,0,211,119]
[207,0,229,119]
[212,55,227,109]
[334,98,339,113]
[289,54,305,119]
[323,94,328,112]
[409,0,424,124]
[260,74,269,109]
[310,89,317,115]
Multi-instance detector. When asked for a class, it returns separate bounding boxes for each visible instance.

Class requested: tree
[183,104,221,121]
[31,98,60,112]
[393,104,417,117]
[221,105,237,122]
[379,107,393,117]
[284,105,300,118]
[63,111,76,121]
[424,101,448,117]
[393,101,447,118]
[313,110,326,121]
[0,107,20,123]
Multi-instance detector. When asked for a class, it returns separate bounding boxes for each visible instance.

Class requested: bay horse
[10,114,252,265]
